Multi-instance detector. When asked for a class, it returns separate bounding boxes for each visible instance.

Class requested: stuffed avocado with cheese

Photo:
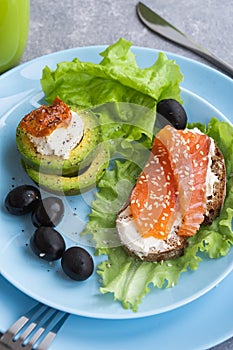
[16,97,110,195]
[16,97,101,175]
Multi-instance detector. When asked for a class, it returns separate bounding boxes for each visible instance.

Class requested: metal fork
[0,303,69,350]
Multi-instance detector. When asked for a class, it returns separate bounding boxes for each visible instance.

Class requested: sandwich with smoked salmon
[116,125,226,262]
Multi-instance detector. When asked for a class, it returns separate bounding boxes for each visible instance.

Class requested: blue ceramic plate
[0,46,232,320]
[1,272,233,350]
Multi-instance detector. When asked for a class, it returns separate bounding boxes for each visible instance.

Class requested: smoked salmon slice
[130,125,211,239]
[130,137,177,240]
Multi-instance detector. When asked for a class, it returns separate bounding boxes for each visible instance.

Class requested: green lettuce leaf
[83,119,233,312]
[41,38,184,165]
[207,117,233,178]
[41,38,183,109]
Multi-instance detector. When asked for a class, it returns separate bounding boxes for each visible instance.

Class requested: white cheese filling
[29,111,84,159]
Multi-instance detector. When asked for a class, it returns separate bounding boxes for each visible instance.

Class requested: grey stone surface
[22,0,233,71]
[21,1,233,349]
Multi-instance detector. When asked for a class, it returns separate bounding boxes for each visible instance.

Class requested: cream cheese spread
[116,205,183,258]
[187,128,218,197]
[206,137,219,197]
[29,111,84,159]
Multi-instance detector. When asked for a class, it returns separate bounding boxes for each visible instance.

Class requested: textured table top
[22,0,233,69]
[13,0,233,349]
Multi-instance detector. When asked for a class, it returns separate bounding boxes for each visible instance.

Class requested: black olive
[30,226,66,261]
[156,99,187,130]
[4,185,41,215]
[61,247,94,281]
[31,196,64,227]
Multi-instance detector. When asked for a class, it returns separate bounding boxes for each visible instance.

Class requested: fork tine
[0,304,42,345]
[10,304,42,334]
[24,309,60,349]
[0,304,69,350]
[33,312,69,350]
[18,305,51,345]
[43,313,69,348]
[24,310,69,350]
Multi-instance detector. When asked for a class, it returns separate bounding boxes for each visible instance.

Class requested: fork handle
[0,333,12,350]
[0,341,13,350]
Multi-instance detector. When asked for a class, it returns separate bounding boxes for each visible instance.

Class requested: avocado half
[22,144,110,195]
[16,108,101,176]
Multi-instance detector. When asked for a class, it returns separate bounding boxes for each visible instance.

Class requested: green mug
[0,0,30,73]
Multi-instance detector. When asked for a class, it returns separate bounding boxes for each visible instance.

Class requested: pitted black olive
[30,226,66,261]
[5,185,41,215]
[61,247,94,281]
[31,196,64,227]
[156,99,187,130]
